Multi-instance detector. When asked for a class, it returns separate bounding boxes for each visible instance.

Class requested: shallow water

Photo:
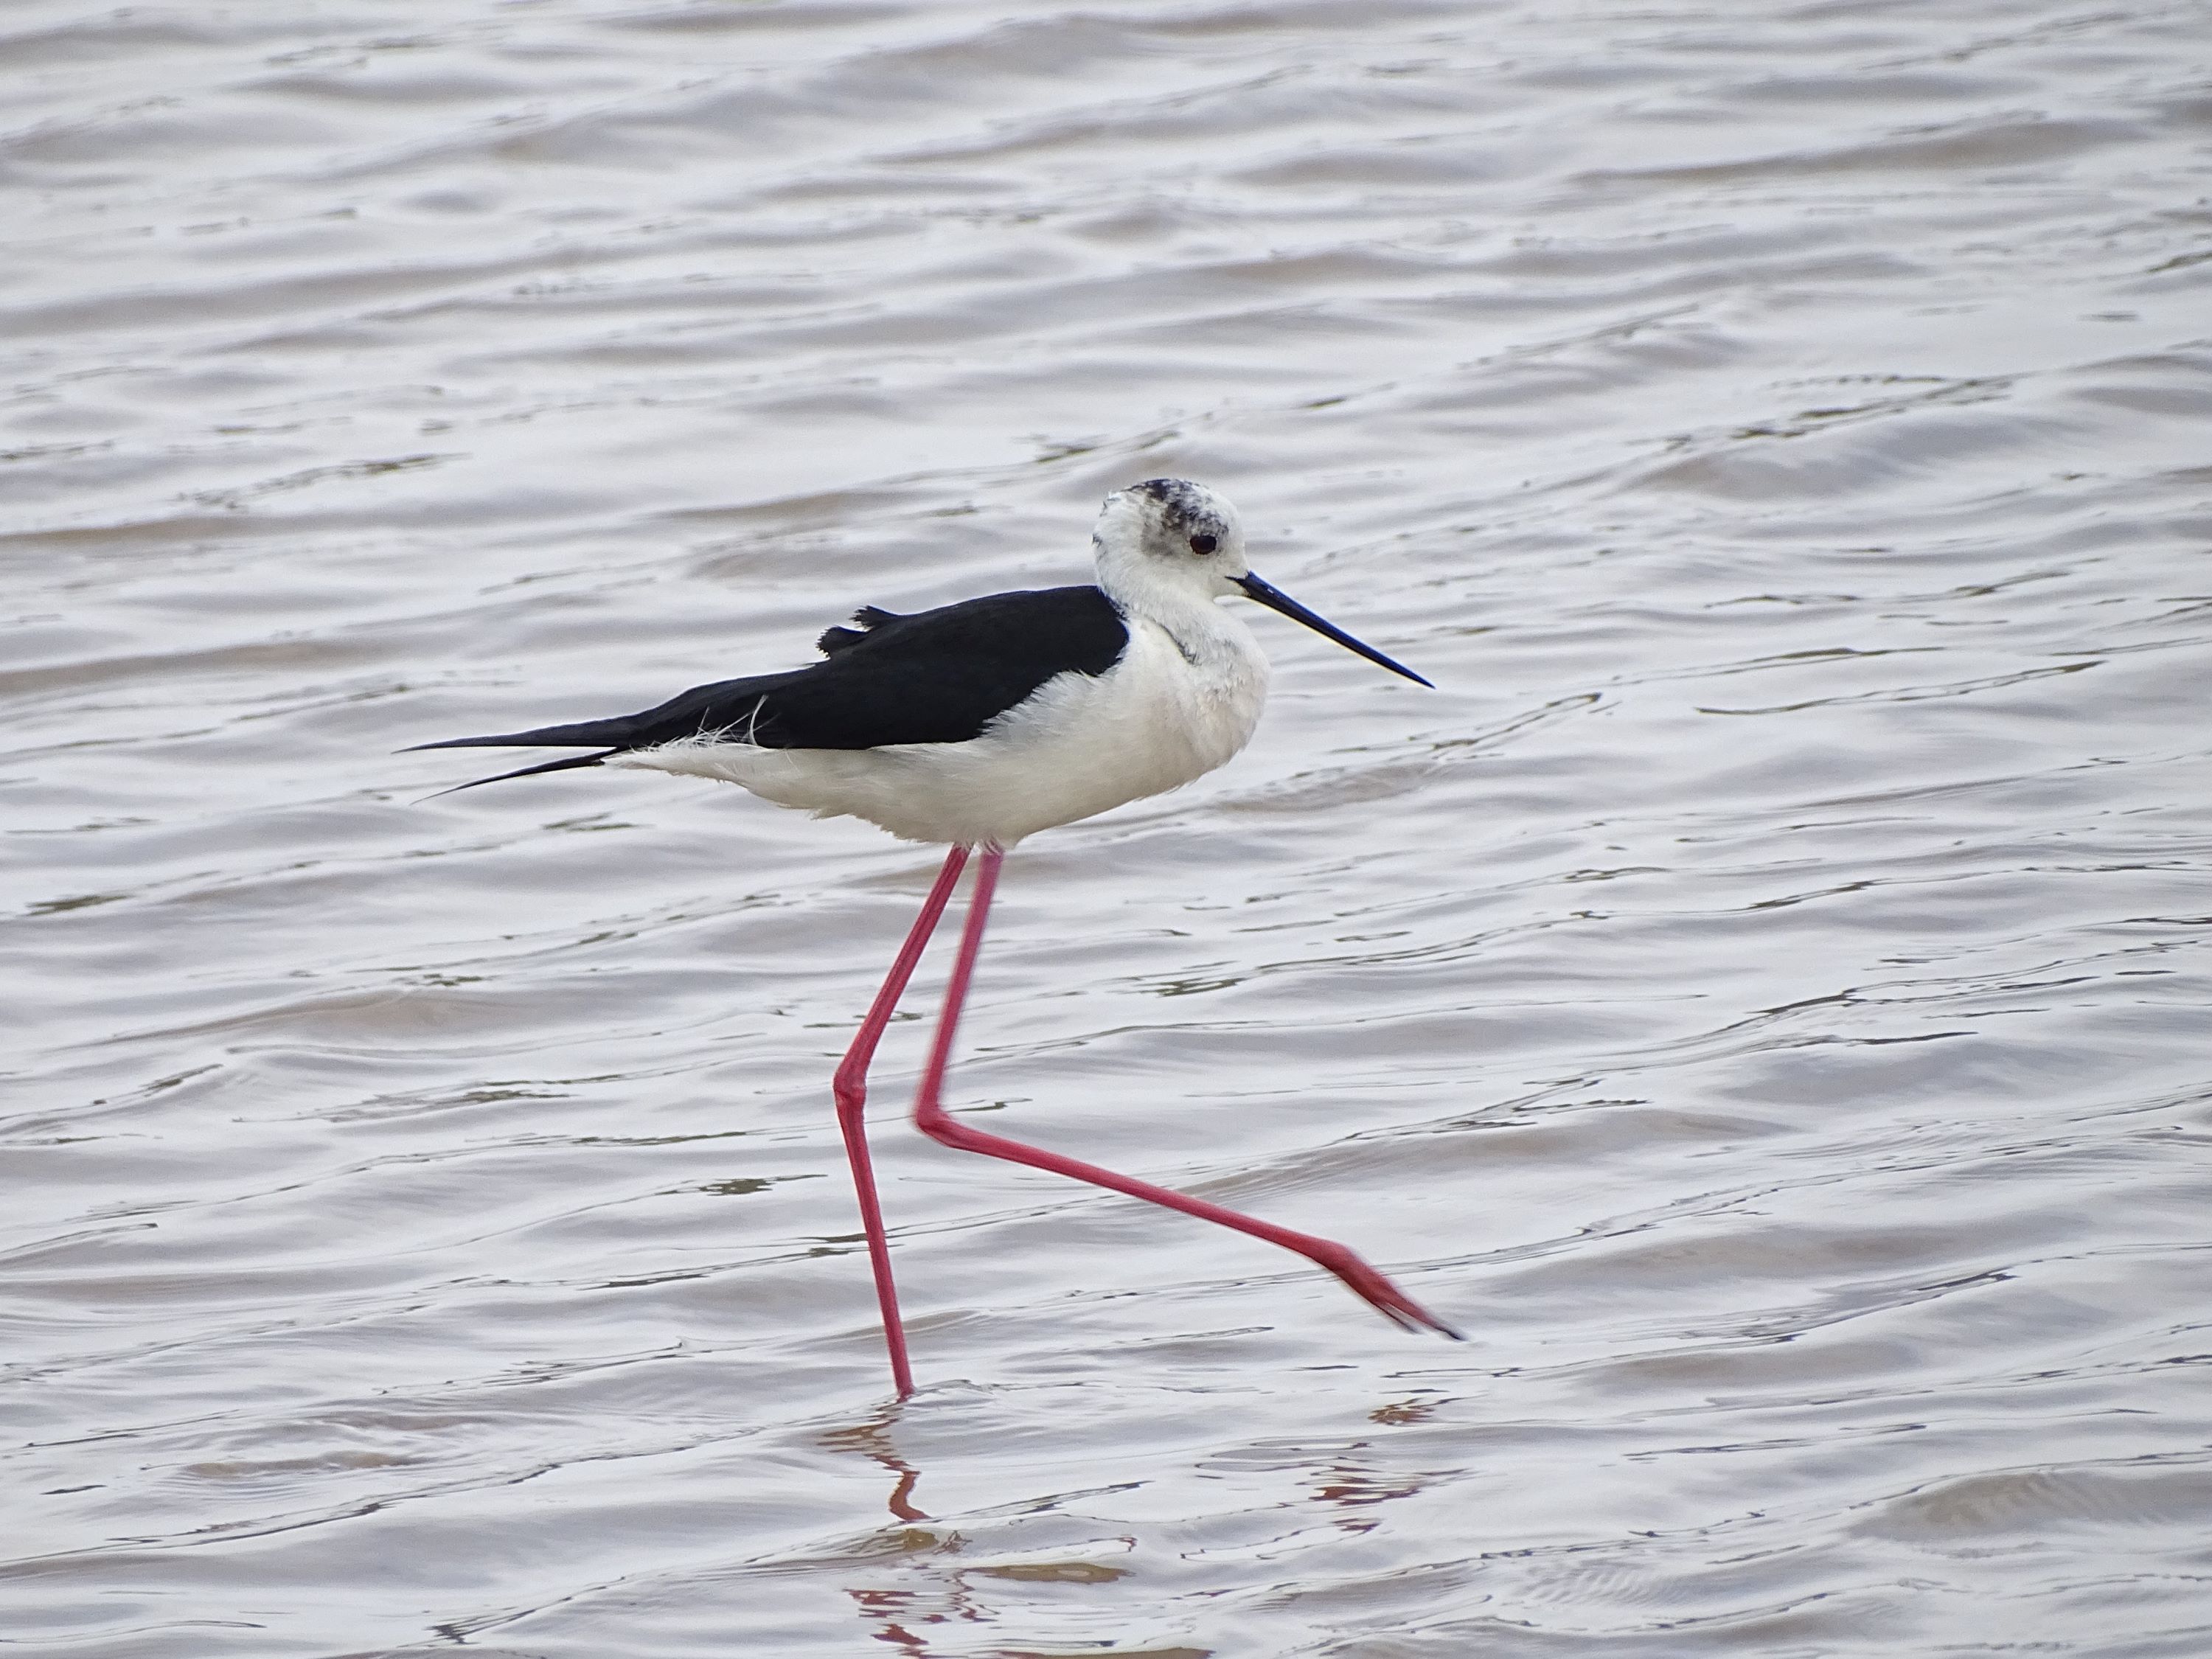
[7,1,2211,1653]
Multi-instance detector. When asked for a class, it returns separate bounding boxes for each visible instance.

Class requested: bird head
[1092,477,1251,599]
[1091,478,1432,687]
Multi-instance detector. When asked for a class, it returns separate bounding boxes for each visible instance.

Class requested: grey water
[5,1,2211,1653]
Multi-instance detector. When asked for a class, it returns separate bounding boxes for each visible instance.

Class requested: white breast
[619,610,1271,846]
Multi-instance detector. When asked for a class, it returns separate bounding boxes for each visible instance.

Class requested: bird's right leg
[833,844,970,1399]
[911,846,1461,1342]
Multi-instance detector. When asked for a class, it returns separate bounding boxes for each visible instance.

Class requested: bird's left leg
[909,845,1460,1340]
[835,844,970,1399]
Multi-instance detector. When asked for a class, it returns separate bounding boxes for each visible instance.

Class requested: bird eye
[1189,532,1218,555]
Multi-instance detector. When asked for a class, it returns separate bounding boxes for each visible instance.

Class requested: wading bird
[414,479,1458,1395]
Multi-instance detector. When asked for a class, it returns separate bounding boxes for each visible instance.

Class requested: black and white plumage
[413,479,1429,847]
[414,479,1457,1389]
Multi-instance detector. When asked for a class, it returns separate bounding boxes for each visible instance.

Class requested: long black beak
[1234,572,1433,688]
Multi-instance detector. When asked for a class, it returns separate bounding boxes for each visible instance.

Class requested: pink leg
[911,846,1461,1342]
[835,844,970,1399]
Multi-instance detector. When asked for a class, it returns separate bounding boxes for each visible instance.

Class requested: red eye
[1189,533,1218,555]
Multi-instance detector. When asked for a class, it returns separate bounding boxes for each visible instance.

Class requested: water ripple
[7,0,2211,1654]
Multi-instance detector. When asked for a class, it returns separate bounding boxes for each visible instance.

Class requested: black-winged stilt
[414,478,1459,1395]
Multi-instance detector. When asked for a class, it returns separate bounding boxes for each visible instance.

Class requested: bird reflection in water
[818,1410,956,1658]
[821,1403,930,1523]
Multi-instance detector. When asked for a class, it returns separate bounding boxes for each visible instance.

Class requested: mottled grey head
[1128,477,1236,551]
[1093,477,1250,592]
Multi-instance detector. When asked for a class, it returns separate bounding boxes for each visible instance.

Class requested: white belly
[615,616,1270,846]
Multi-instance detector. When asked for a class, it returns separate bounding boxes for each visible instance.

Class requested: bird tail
[403,714,650,797]
[405,669,793,797]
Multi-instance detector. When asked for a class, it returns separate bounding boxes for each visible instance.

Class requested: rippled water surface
[8,1,2212,1653]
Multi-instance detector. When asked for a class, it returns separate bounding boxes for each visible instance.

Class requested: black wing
[409,585,1128,793]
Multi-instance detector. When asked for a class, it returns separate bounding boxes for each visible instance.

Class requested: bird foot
[1308,1242,1463,1340]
